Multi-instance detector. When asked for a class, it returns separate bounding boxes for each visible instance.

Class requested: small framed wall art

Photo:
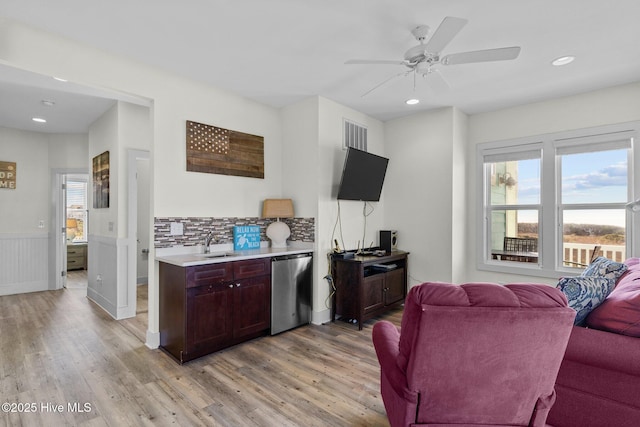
[92,151,110,208]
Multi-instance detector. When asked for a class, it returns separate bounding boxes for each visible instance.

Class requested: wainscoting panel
[0,233,49,296]
[87,234,118,318]
[86,235,135,320]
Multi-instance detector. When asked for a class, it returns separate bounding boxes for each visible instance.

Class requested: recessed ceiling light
[32,117,47,123]
[53,76,68,82]
[552,56,575,66]
[405,98,420,105]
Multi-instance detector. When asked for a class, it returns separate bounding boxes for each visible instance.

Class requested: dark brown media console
[331,250,409,330]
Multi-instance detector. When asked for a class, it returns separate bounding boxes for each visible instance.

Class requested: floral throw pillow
[556,276,616,325]
[581,257,628,281]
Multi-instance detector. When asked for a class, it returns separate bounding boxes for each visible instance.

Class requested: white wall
[0,127,49,233]
[466,81,640,285]
[384,107,467,285]
[48,133,89,170]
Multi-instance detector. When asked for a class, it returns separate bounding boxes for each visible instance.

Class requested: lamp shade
[262,199,294,248]
[262,199,294,218]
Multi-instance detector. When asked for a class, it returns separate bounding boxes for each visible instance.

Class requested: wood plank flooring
[0,284,402,426]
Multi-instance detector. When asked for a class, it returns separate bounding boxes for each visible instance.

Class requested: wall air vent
[343,119,368,151]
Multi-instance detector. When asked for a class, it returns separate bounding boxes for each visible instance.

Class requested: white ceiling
[1,0,640,133]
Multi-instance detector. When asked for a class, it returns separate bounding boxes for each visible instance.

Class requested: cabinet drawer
[67,247,86,256]
[186,263,233,288]
[233,258,270,279]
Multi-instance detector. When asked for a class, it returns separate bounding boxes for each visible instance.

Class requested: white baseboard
[146,330,160,349]
[311,308,331,326]
[0,280,48,296]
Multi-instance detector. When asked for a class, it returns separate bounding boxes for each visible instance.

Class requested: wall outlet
[108,222,114,232]
[96,274,102,283]
[170,222,184,235]
[38,220,45,228]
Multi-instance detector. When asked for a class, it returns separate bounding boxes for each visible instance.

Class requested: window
[66,178,88,242]
[478,123,637,277]
[559,145,628,265]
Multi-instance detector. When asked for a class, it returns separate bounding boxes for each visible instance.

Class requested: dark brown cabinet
[160,258,271,363]
[332,251,408,330]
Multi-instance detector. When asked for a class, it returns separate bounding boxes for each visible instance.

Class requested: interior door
[59,175,68,288]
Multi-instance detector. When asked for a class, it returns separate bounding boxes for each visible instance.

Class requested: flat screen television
[337,147,389,201]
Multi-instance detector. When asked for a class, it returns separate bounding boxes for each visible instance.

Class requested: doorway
[64,174,90,289]
[124,149,151,342]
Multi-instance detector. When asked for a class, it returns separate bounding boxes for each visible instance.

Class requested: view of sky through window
[516,149,627,226]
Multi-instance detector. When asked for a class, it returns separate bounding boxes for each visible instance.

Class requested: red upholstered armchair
[372,282,575,427]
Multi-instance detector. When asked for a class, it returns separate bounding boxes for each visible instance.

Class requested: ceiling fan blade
[345,59,405,65]
[361,71,409,97]
[424,16,468,53]
[441,46,521,65]
[425,68,450,92]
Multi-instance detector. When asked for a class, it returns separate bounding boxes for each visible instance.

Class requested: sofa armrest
[372,321,417,403]
[565,326,640,376]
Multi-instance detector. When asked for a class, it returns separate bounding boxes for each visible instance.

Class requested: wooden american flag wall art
[186,120,264,179]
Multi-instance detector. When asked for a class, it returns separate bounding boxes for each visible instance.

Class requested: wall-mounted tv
[337,147,389,201]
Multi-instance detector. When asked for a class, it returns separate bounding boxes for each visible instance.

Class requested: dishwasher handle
[271,253,312,262]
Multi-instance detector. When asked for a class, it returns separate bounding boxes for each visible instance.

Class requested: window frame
[477,122,639,279]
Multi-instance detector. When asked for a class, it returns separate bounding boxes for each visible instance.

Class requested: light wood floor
[0,281,402,426]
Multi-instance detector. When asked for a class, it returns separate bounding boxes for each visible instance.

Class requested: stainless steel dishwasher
[271,253,312,335]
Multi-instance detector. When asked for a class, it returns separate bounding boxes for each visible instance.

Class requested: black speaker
[379,230,398,253]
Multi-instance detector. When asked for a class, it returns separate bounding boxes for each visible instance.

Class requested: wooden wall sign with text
[0,161,16,189]
[186,120,264,179]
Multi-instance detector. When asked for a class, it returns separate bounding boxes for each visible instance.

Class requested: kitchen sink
[196,252,231,258]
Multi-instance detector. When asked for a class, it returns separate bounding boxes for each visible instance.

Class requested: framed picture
[92,151,110,208]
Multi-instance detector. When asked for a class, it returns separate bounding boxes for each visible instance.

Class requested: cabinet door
[186,283,234,352]
[363,274,385,315]
[384,268,405,306]
[233,275,271,340]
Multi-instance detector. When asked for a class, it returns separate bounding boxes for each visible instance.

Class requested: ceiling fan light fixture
[552,55,575,66]
[405,98,420,105]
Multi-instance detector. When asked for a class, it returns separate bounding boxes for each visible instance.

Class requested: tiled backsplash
[154,217,315,248]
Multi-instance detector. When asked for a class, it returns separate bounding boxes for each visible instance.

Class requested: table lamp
[262,199,294,248]
[66,218,78,241]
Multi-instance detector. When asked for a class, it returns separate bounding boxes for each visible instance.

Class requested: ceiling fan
[345,16,521,97]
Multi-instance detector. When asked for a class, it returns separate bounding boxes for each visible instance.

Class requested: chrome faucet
[203,231,215,253]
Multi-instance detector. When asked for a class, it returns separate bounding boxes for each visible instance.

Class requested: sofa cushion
[556,276,615,325]
[581,256,628,281]
[586,258,640,336]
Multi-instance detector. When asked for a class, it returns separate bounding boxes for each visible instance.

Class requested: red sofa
[548,258,640,427]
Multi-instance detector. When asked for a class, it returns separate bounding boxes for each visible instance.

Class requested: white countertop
[156,242,314,267]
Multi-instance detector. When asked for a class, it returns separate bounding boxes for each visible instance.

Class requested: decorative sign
[92,151,110,208]
[186,120,264,179]
[233,225,261,250]
[0,161,16,189]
